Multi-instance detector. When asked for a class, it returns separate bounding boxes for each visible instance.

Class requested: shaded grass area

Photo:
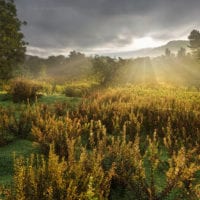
[0,92,82,109]
[0,93,13,108]
[0,92,81,186]
[0,140,40,186]
[39,95,81,109]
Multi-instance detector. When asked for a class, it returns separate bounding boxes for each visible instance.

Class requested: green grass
[0,92,81,186]
[0,92,82,109]
[39,94,81,108]
[0,140,40,186]
[0,93,14,108]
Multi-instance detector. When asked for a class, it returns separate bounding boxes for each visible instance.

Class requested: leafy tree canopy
[0,0,27,79]
[188,29,200,59]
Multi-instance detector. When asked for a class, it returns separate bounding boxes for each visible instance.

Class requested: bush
[64,81,98,97]
[64,86,81,97]
[2,86,200,199]
[7,145,114,200]
[9,79,42,103]
[0,107,15,146]
[64,86,89,97]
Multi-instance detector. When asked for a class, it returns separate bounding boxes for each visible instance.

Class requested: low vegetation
[8,78,42,103]
[0,85,199,199]
[1,0,200,199]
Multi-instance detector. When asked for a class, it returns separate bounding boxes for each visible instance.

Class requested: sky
[15,0,200,57]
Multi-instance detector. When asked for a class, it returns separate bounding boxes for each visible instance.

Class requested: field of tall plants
[0,84,200,199]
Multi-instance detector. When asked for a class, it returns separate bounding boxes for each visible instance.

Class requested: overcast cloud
[15,0,200,56]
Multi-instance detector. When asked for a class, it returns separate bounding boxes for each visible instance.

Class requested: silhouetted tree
[188,29,200,60]
[69,51,85,60]
[92,56,119,86]
[0,0,27,79]
[177,47,186,58]
[165,48,171,57]
[25,56,45,76]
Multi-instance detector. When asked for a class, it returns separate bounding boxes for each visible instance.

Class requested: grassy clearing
[39,94,81,108]
[0,92,81,109]
[0,140,40,186]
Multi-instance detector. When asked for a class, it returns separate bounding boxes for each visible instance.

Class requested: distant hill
[26,40,190,59]
[104,40,189,58]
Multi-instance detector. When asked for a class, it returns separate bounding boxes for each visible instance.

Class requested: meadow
[1,0,200,199]
[0,81,199,200]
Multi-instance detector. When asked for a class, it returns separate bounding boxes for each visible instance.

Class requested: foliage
[0,95,81,144]
[165,48,171,57]
[10,38,200,88]
[24,51,92,81]
[177,47,186,58]
[64,87,83,97]
[6,144,114,200]
[92,56,120,86]
[0,104,35,141]
[0,85,200,199]
[0,139,40,186]
[8,121,200,200]
[8,78,42,103]
[64,82,97,97]
[188,29,200,60]
[0,0,26,79]
[0,107,15,146]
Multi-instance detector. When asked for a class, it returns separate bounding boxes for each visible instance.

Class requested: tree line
[1,0,200,85]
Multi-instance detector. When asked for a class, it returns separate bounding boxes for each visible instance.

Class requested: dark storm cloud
[14,0,200,54]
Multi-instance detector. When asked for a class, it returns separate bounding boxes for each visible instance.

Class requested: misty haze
[0,0,200,199]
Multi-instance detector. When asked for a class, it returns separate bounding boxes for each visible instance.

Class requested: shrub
[9,78,42,103]
[6,125,200,200]
[64,86,82,97]
[64,82,97,97]
[2,85,200,199]
[0,107,15,146]
[64,86,90,97]
[7,145,115,200]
